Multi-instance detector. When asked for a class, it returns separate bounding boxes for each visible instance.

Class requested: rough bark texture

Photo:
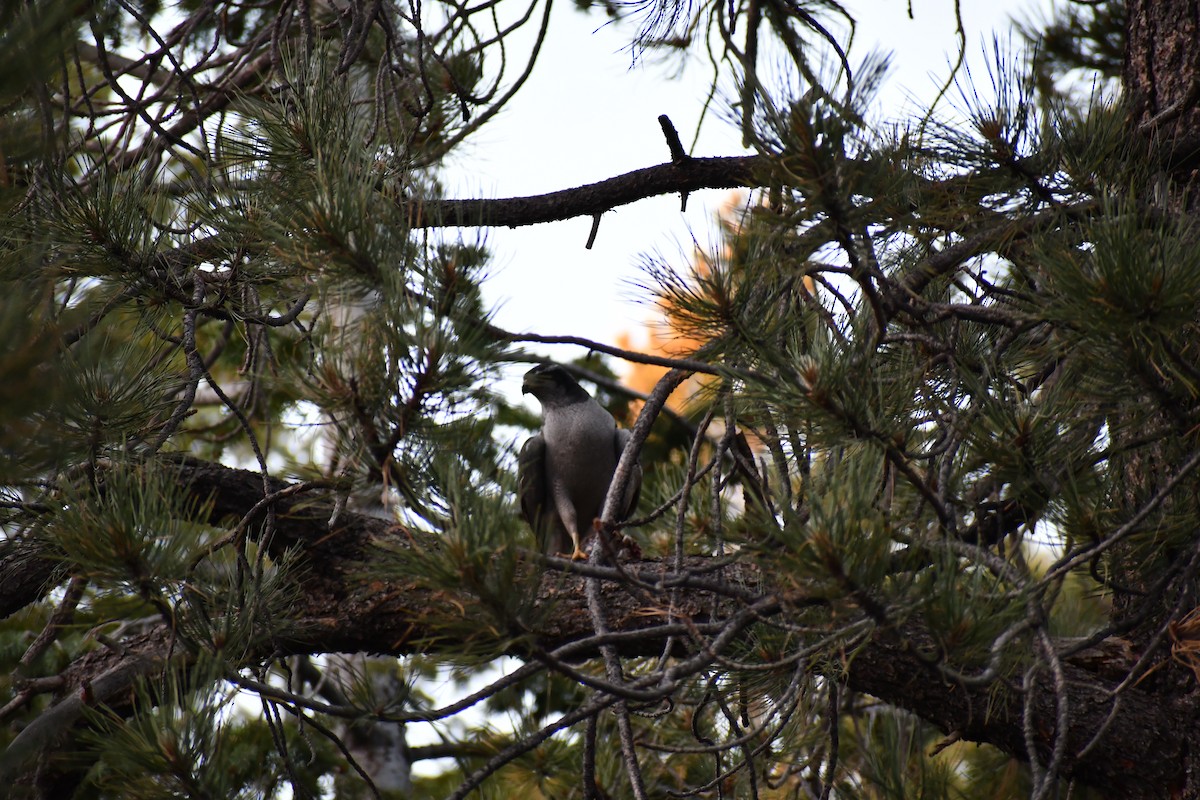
[1125,0,1200,181]
[1113,3,1200,795]
[1116,1,1200,621]
[4,456,1194,796]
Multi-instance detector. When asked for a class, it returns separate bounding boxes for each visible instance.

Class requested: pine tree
[4,0,1200,797]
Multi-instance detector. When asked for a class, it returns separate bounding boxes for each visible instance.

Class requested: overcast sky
[441,0,1056,371]
[412,0,1058,755]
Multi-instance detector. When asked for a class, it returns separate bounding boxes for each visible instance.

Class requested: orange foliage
[618,191,748,414]
[616,326,708,414]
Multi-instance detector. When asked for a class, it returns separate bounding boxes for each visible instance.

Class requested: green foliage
[1021,0,1125,104]
[1039,201,1200,360]
[45,463,202,600]
[374,455,546,658]
[80,660,331,799]
[1,0,1190,798]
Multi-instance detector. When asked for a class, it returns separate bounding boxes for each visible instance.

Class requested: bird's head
[522,364,591,408]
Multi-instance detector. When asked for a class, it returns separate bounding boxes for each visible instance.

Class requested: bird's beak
[522,370,547,396]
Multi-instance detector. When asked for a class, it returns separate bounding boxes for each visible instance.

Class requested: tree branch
[1,456,1189,795]
[401,155,764,228]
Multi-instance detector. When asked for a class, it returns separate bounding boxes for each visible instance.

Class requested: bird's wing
[614,427,643,521]
[518,433,570,554]
[517,433,546,526]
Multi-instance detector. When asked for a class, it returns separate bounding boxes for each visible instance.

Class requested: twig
[819,679,839,800]
[583,712,600,800]
[19,576,88,668]
[585,540,649,800]
[658,114,689,163]
[586,213,602,249]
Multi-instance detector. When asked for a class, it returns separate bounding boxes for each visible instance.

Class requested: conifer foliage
[4,0,1200,797]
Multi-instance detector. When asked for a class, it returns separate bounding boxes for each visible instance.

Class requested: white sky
[416,0,1060,766]
[442,0,1056,373]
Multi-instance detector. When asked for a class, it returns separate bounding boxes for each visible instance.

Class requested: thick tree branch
[140,154,766,278]
[401,155,763,228]
[3,456,1190,795]
[847,631,1189,798]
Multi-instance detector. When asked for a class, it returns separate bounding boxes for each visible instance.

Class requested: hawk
[517,364,642,560]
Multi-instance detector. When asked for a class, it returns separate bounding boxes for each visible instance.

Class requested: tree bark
[1125,0,1200,185]
[1104,5,1200,795]
[3,456,1193,796]
[1108,0,1200,630]
[403,155,764,228]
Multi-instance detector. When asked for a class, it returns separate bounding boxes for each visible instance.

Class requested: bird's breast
[544,406,616,450]
[543,407,619,494]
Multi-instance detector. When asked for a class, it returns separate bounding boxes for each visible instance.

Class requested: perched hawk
[517,364,642,560]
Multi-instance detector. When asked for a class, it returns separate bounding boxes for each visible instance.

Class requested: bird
[517,364,642,560]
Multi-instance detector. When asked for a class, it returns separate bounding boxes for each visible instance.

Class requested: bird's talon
[570,546,588,561]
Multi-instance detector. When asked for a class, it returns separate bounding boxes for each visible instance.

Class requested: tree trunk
[1113,3,1200,794]
[1109,0,1200,636]
[1125,0,1200,198]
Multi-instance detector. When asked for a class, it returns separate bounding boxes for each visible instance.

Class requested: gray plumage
[518,364,642,559]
